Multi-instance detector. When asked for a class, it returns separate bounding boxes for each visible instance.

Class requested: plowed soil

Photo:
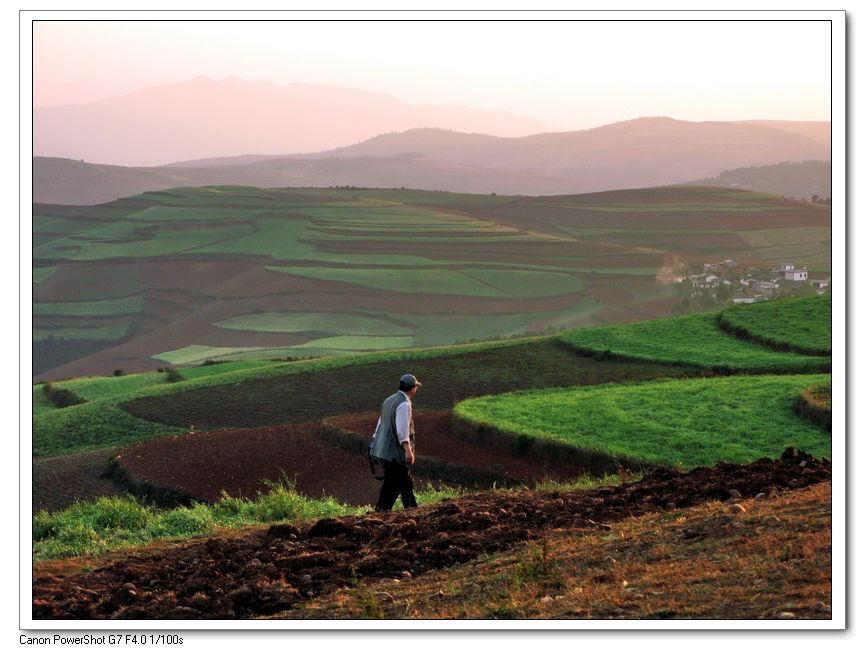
[116,412,592,506]
[32,448,830,620]
[33,448,127,513]
[117,423,386,506]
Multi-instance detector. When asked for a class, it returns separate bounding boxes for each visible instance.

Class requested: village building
[811,277,831,294]
[690,273,721,295]
[776,263,808,282]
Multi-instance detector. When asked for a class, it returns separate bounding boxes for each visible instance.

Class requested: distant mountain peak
[35,77,547,165]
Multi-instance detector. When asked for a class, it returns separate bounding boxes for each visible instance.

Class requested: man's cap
[399,373,422,388]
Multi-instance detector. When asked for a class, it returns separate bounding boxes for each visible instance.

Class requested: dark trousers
[375,460,417,512]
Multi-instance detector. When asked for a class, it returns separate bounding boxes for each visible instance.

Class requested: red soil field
[33,449,128,513]
[117,423,384,506]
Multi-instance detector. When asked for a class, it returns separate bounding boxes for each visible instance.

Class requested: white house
[783,267,808,282]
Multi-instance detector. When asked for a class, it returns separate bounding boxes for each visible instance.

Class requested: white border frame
[19,8,846,634]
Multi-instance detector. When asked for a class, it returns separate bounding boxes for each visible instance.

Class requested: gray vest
[369,391,415,462]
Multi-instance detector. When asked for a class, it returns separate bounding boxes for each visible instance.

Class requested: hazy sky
[34,20,831,131]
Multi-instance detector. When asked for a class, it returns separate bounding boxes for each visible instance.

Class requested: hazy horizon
[34,20,830,129]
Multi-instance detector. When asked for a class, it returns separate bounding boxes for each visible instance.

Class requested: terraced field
[453,374,831,469]
[33,185,830,379]
[718,294,831,355]
[560,311,830,372]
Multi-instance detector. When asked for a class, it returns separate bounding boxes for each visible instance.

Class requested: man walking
[369,373,422,512]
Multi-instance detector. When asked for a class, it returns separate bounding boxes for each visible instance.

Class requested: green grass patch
[559,311,829,372]
[33,267,57,284]
[33,400,184,457]
[34,360,295,456]
[34,324,131,342]
[31,483,361,562]
[267,266,580,297]
[453,374,831,469]
[55,373,168,402]
[718,295,830,355]
[51,361,281,403]
[33,295,143,317]
[33,472,630,562]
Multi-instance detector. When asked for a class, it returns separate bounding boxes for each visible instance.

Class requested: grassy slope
[559,311,829,372]
[32,385,58,417]
[454,374,831,468]
[35,361,286,456]
[718,294,831,354]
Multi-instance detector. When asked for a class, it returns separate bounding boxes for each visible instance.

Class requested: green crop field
[216,312,413,336]
[34,325,130,342]
[453,374,831,469]
[718,295,831,355]
[559,311,829,372]
[55,373,167,402]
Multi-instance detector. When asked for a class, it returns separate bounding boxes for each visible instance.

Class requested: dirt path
[32,448,829,620]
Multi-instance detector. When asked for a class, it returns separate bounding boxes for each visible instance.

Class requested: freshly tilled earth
[32,448,829,620]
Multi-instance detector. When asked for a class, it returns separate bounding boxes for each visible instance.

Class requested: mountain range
[33,119,829,205]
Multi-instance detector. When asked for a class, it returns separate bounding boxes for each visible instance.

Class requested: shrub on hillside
[41,382,85,408]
